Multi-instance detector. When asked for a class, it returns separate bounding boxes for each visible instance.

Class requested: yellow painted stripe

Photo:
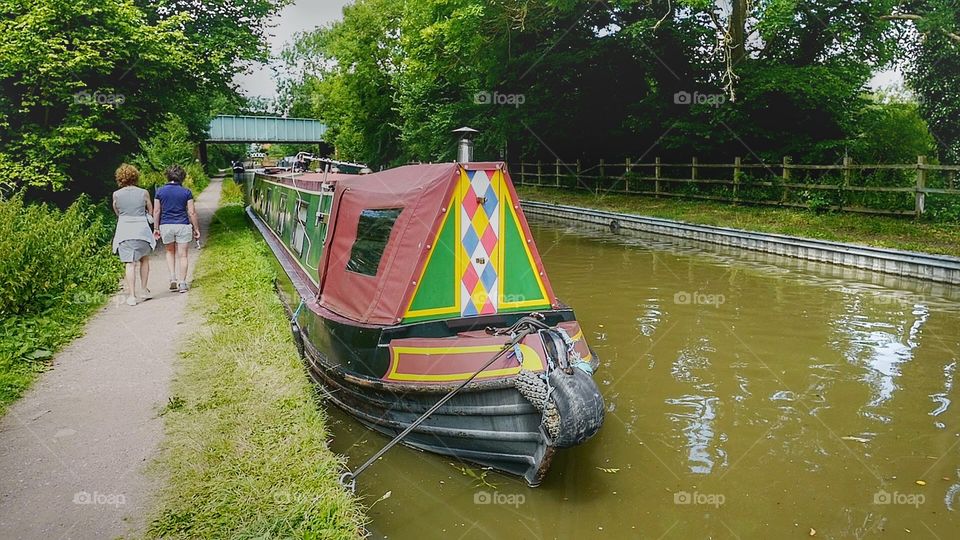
[387,343,544,382]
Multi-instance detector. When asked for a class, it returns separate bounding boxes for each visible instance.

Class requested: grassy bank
[0,194,120,413]
[147,187,363,538]
[518,186,960,258]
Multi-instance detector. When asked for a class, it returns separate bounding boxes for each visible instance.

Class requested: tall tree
[886,0,960,163]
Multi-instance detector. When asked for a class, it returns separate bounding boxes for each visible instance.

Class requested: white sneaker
[169,280,178,291]
[126,296,137,306]
[138,288,151,300]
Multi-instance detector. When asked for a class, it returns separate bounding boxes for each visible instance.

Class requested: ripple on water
[665,394,724,474]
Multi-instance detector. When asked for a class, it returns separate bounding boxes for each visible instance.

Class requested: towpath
[0,178,223,539]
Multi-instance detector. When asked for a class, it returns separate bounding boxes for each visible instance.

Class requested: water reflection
[664,394,725,474]
[328,216,960,539]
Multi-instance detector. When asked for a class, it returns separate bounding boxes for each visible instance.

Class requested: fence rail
[515,156,960,217]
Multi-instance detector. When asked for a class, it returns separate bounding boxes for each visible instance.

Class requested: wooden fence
[515,156,960,217]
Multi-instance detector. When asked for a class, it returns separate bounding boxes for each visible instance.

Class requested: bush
[134,115,210,195]
[0,194,118,317]
[0,193,121,409]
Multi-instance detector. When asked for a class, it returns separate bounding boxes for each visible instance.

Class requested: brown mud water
[327,215,960,539]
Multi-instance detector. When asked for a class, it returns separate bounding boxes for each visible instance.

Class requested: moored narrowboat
[244,141,605,486]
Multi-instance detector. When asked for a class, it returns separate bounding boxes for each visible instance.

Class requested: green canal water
[327,216,960,539]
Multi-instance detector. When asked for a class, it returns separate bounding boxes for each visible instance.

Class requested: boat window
[277,193,287,235]
[293,199,308,256]
[346,208,402,276]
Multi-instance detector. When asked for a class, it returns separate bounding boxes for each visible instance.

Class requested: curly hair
[164,164,187,184]
[115,164,140,187]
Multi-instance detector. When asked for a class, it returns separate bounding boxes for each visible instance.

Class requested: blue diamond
[483,184,499,216]
[462,226,479,255]
[480,263,497,291]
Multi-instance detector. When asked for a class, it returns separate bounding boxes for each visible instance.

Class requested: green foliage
[147,204,363,539]
[853,93,936,163]
[133,115,210,193]
[900,0,960,163]
[518,185,960,256]
[0,0,287,195]
[281,0,924,167]
[0,193,121,410]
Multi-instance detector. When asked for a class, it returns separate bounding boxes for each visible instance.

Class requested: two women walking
[111,164,200,305]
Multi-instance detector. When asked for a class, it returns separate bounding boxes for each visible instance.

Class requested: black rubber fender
[291,321,306,360]
[547,367,605,448]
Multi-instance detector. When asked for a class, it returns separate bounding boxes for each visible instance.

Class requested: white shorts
[160,224,193,245]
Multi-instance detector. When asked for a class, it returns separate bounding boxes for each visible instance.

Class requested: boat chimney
[453,127,479,163]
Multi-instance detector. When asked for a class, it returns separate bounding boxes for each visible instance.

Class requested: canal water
[327,216,960,539]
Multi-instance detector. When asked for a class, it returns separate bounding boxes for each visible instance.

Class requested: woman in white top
[111,164,156,306]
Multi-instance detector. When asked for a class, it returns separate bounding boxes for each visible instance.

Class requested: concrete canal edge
[521,201,960,286]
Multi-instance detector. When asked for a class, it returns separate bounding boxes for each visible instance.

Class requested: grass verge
[518,186,960,257]
[147,194,364,538]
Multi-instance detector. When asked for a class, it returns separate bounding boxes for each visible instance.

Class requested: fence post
[537,160,542,186]
[841,155,853,212]
[555,159,561,188]
[520,162,526,185]
[625,157,632,193]
[781,156,792,205]
[842,156,853,188]
[691,157,698,182]
[733,156,741,204]
[655,157,662,198]
[576,160,582,191]
[916,155,927,218]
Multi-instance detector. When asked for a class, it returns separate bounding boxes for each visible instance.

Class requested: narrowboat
[243,137,605,486]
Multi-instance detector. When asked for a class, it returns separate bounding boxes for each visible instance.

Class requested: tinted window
[347,208,402,276]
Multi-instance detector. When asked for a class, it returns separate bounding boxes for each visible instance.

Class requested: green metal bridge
[206,115,328,144]
[201,115,328,164]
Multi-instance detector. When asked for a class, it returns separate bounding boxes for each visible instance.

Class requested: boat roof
[262,162,558,325]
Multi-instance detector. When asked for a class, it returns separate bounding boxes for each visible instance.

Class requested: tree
[887,1,960,163]
[280,0,936,167]
[0,0,288,196]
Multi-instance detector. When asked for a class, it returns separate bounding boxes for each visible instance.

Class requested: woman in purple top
[153,165,200,293]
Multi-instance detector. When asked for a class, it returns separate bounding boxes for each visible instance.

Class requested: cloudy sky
[234,0,352,98]
[236,1,900,99]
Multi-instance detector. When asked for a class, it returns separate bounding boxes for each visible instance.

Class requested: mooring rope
[339,323,539,493]
[291,298,305,323]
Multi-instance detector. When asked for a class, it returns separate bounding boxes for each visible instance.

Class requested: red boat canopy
[317,162,557,326]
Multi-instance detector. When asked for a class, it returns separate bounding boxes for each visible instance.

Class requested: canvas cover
[317,162,557,326]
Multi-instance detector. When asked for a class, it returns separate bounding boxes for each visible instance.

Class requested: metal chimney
[453,127,479,163]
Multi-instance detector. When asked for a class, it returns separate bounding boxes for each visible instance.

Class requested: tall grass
[0,193,121,411]
[148,204,364,538]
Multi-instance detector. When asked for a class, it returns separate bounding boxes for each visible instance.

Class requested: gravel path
[0,178,223,539]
